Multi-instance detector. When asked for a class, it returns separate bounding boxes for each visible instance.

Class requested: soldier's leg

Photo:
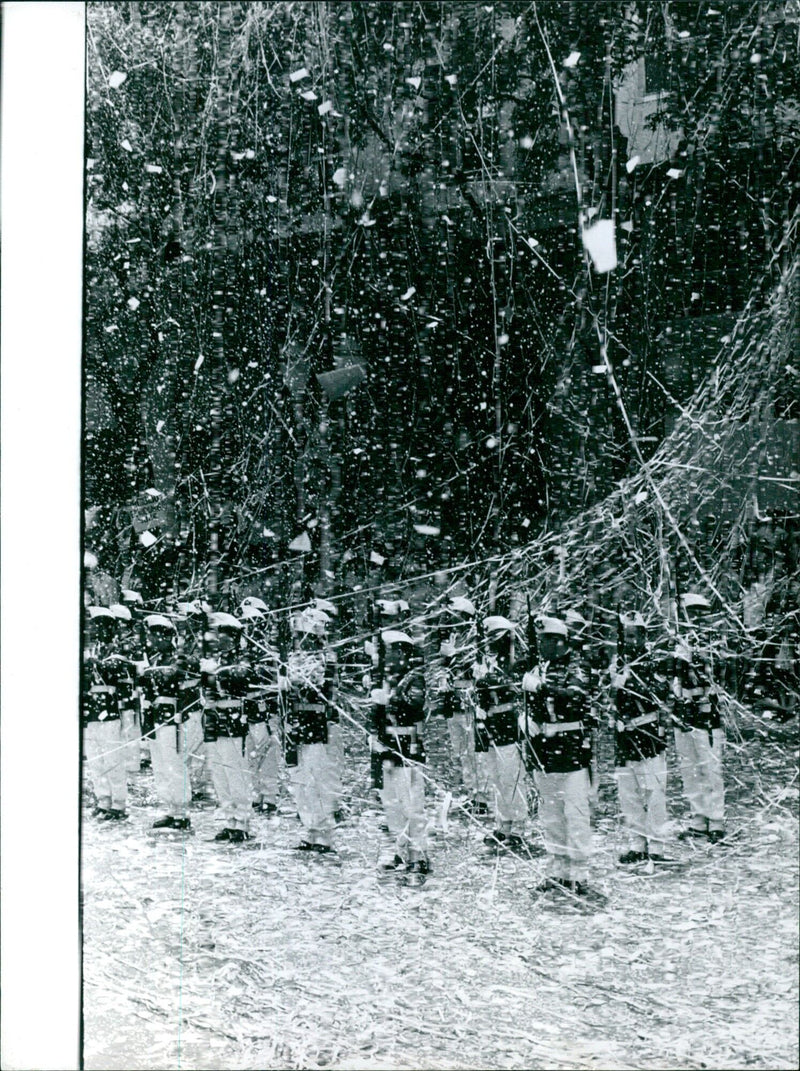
[226,738,252,833]
[534,770,568,881]
[696,728,725,832]
[207,739,234,829]
[322,722,344,814]
[184,710,209,795]
[474,747,491,808]
[494,742,528,835]
[84,723,111,810]
[97,720,127,813]
[380,761,408,859]
[246,722,269,804]
[261,715,281,807]
[160,724,190,820]
[674,728,708,832]
[402,764,429,862]
[307,741,335,845]
[616,761,648,854]
[562,768,592,885]
[642,751,669,855]
[447,715,466,786]
[460,713,479,799]
[120,708,141,775]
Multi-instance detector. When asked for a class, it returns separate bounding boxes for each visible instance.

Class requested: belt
[531,720,583,737]
[620,712,658,731]
[179,679,200,690]
[297,703,325,712]
[215,699,242,710]
[488,703,514,715]
[89,685,115,695]
[454,679,472,689]
[153,697,178,708]
[386,725,416,736]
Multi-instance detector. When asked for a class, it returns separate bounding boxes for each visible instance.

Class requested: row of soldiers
[83,585,727,895]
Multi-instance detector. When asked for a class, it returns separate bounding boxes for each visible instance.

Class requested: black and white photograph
[2,1,799,1069]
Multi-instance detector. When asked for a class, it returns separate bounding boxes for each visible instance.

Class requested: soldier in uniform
[672,593,726,843]
[522,616,600,897]
[284,607,338,853]
[202,612,254,843]
[611,612,671,863]
[83,606,129,820]
[240,599,281,816]
[108,603,143,777]
[140,615,192,831]
[370,629,431,875]
[473,616,529,851]
[430,596,487,814]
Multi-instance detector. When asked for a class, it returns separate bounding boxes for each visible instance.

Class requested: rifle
[370,613,387,790]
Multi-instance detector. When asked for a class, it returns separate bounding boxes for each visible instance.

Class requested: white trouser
[151,722,191,818]
[246,720,280,805]
[616,752,668,853]
[119,707,141,774]
[84,720,128,812]
[323,721,344,808]
[288,742,335,843]
[674,727,725,831]
[380,760,428,860]
[206,737,252,831]
[447,714,478,796]
[485,742,528,833]
[533,768,592,883]
[474,748,491,804]
[183,709,209,792]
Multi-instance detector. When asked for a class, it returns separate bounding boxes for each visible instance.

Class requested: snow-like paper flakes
[289,67,309,83]
[289,532,312,553]
[563,51,581,68]
[139,531,158,548]
[582,219,617,273]
[108,71,127,89]
[332,167,347,187]
[413,524,441,536]
[369,550,385,565]
[121,139,133,152]
[127,297,140,311]
[145,164,163,174]
[406,77,421,90]
[666,168,684,179]
[400,286,416,302]
[193,354,204,373]
[445,73,457,86]
[626,155,640,173]
[317,100,333,116]
[300,89,318,102]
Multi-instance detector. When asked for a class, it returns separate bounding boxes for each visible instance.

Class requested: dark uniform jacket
[284,651,336,756]
[522,659,593,773]
[83,650,128,725]
[612,654,668,765]
[370,667,426,765]
[140,653,193,728]
[473,661,519,751]
[201,654,252,741]
[672,647,721,733]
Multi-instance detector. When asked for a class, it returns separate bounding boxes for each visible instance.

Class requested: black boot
[152,815,176,829]
[381,854,406,871]
[214,828,233,841]
[227,829,251,843]
[101,808,128,821]
[483,830,507,849]
[172,817,191,831]
[618,849,648,865]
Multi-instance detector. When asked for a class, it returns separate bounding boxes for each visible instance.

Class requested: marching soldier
[370,629,431,876]
[284,607,338,853]
[431,596,486,814]
[83,607,129,820]
[202,612,254,843]
[240,599,281,816]
[672,593,726,843]
[611,612,671,863]
[474,616,529,851]
[140,615,192,831]
[522,616,601,898]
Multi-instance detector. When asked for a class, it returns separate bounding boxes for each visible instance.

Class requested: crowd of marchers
[82,577,795,898]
